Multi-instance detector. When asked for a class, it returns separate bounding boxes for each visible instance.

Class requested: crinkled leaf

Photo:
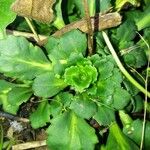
[112,20,137,49]
[123,79,139,96]
[33,73,67,98]
[0,0,16,39]
[7,87,32,106]
[0,36,52,80]
[45,30,87,74]
[123,48,147,68]
[30,101,51,129]
[104,123,139,150]
[47,111,98,150]
[92,55,115,80]
[112,88,131,110]
[64,65,97,92]
[70,94,97,119]
[94,104,115,126]
[97,68,123,106]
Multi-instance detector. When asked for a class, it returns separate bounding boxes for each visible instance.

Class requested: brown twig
[7,12,122,44]
[53,12,122,37]
[12,140,47,150]
[83,0,93,55]
[0,111,29,123]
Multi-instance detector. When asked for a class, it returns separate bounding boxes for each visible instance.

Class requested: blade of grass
[138,33,150,150]
[24,17,40,43]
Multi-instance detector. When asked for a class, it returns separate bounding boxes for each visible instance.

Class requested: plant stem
[88,0,95,16]
[6,30,47,42]
[83,0,93,55]
[140,34,150,150]
[24,17,40,43]
[102,31,150,98]
[0,125,3,150]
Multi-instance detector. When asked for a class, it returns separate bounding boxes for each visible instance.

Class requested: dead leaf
[11,0,55,23]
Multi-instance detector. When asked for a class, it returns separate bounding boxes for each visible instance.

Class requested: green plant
[0,0,150,149]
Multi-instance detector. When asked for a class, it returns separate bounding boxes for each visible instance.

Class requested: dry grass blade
[12,140,47,150]
[139,33,150,150]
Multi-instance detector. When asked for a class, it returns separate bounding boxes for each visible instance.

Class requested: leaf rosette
[64,65,98,92]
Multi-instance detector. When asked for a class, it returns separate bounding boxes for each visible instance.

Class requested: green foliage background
[0,0,150,149]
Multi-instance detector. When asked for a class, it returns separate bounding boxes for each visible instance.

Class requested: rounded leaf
[64,65,98,92]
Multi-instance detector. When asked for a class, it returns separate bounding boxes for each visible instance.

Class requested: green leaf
[99,0,112,12]
[97,68,123,105]
[123,48,147,68]
[115,0,140,11]
[94,104,115,126]
[132,95,143,112]
[64,65,97,92]
[123,119,150,150]
[0,80,32,114]
[112,20,137,49]
[0,0,16,39]
[33,73,67,98]
[0,80,14,93]
[104,122,139,150]
[0,80,18,114]
[0,36,52,80]
[50,101,63,117]
[93,55,115,80]
[136,5,150,30]
[30,101,51,129]
[70,94,97,119]
[112,88,131,110]
[45,30,87,74]
[7,87,32,106]
[47,111,98,150]
[54,92,73,108]
[0,94,18,114]
[53,0,65,29]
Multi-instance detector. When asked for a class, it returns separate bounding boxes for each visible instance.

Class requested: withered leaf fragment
[11,0,55,23]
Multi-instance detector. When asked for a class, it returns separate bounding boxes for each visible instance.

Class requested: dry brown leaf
[11,0,55,23]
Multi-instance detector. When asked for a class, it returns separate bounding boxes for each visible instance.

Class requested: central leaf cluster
[64,65,98,92]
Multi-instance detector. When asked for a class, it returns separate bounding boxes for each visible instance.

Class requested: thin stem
[140,33,150,150]
[102,31,150,98]
[24,17,40,43]
[83,0,93,55]
[0,125,3,150]
[6,29,47,41]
